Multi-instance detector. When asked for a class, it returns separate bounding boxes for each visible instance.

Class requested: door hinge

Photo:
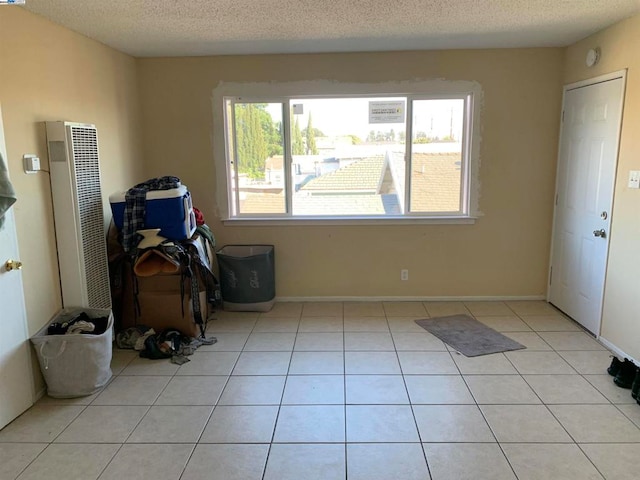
[555,193,558,206]
[562,110,565,123]
[549,266,553,286]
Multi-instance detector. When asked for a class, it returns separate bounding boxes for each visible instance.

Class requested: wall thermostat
[23,154,41,174]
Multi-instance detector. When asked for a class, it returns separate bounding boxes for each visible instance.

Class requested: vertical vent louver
[46,122,112,309]
[70,126,111,308]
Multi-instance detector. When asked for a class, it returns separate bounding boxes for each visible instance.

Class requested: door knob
[5,259,23,271]
[593,229,607,238]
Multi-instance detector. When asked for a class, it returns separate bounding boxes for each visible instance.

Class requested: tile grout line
[388,312,434,480]
[341,308,348,479]
[574,442,609,480]
[8,302,640,479]
[512,309,613,479]
[132,317,247,478]
[183,317,255,459]
[50,350,138,479]
[46,352,138,480]
[534,369,610,479]
[455,304,523,480]
[8,402,90,480]
[173,312,257,480]
[513,309,640,439]
[260,310,302,480]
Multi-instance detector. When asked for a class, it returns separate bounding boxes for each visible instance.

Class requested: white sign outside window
[368,100,405,124]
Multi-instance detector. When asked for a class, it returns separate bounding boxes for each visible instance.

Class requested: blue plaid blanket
[122,176,181,252]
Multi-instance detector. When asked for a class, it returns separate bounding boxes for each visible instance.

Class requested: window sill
[222,216,477,226]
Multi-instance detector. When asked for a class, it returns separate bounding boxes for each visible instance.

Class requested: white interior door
[0,104,34,430]
[548,74,625,335]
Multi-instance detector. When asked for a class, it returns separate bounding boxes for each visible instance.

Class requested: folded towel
[0,152,17,230]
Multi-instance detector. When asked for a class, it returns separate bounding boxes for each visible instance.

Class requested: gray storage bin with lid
[30,307,113,398]
[216,245,275,312]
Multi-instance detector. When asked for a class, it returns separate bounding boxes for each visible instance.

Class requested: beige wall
[0,8,144,389]
[564,14,640,359]
[137,49,564,298]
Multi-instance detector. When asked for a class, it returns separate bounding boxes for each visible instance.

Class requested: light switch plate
[628,170,640,189]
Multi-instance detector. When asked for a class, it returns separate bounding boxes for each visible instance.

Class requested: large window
[218,85,478,222]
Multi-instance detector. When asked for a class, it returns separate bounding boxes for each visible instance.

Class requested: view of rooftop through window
[227,95,466,218]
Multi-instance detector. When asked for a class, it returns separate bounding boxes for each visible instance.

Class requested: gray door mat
[415,314,526,357]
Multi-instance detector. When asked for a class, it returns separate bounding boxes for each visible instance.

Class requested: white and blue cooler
[109,185,196,240]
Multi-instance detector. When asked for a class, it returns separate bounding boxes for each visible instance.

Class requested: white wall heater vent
[46,121,111,309]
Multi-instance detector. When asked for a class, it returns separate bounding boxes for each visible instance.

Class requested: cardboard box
[121,271,208,338]
[137,273,185,292]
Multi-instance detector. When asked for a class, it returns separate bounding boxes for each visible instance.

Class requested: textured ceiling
[20,0,640,57]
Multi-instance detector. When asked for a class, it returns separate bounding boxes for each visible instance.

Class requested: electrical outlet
[628,170,640,189]
[401,269,409,281]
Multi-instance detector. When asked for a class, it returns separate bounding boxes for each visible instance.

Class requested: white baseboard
[598,336,639,365]
[275,295,546,302]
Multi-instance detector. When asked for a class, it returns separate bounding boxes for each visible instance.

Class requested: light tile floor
[2,301,640,479]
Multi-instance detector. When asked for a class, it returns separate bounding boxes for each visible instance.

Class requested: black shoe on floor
[613,359,636,389]
[608,356,623,376]
[631,369,640,399]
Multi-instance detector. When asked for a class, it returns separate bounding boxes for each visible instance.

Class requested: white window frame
[213,80,482,225]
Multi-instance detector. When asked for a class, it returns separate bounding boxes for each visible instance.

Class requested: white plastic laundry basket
[30,308,113,398]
